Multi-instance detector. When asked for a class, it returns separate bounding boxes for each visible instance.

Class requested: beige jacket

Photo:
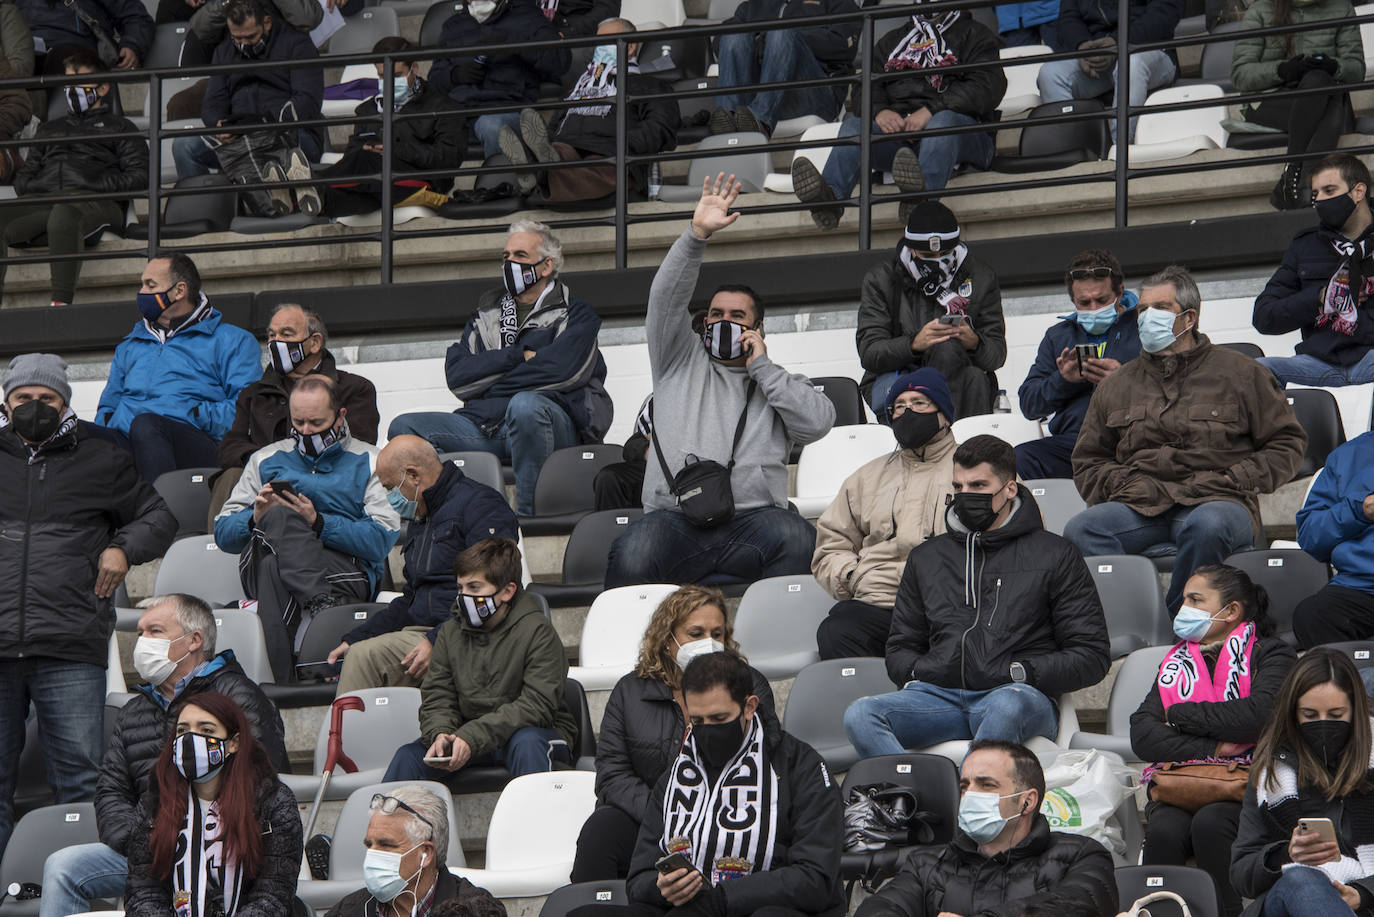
[812,429,957,608]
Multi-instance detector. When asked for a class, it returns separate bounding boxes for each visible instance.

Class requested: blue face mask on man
[1139,307,1191,354]
[591,44,617,67]
[1075,301,1118,335]
[386,477,419,520]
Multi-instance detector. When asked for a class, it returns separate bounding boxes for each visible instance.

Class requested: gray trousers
[239,504,370,683]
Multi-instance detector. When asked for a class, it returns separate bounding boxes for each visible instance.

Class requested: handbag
[1118,891,1193,917]
[843,783,937,852]
[1147,760,1250,813]
[62,0,121,67]
[651,380,755,528]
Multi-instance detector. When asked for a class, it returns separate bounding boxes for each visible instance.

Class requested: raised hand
[691,172,742,241]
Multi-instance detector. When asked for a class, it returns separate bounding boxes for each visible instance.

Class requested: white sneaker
[285,148,320,216]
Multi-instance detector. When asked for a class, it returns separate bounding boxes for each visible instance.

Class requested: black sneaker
[733,108,770,138]
[891,146,925,224]
[791,157,841,231]
[497,124,536,195]
[708,107,736,134]
[305,834,332,879]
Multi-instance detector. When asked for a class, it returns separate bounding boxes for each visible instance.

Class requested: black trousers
[1248,69,1351,160]
[1293,583,1374,649]
[1142,800,1243,917]
[594,460,646,511]
[816,600,892,660]
[571,804,640,882]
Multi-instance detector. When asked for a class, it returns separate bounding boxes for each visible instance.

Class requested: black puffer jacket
[870,16,1006,121]
[16,0,155,60]
[594,667,776,821]
[856,817,1118,917]
[1253,224,1374,367]
[326,864,507,917]
[14,105,148,199]
[547,0,618,36]
[0,425,175,668]
[95,652,288,856]
[1129,636,1296,763]
[428,1,570,106]
[1054,0,1183,50]
[886,489,1110,697]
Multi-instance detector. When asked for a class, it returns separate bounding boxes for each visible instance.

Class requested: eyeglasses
[891,400,937,417]
[1068,267,1117,281]
[370,794,434,830]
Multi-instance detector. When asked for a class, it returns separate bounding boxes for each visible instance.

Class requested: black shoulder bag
[651,380,756,528]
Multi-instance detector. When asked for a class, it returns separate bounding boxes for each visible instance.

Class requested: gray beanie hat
[4,353,72,404]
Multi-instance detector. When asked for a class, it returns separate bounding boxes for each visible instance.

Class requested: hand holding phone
[655,853,694,875]
[269,479,297,498]
[937,314,967,326]
[1298,818,1338,845]
[1291,818,1341,866]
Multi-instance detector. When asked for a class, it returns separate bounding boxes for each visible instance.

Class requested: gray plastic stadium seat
[810,376,867,426]
[154,535,246,606]
[1115,865,1220,917]
[838,753,959,883]
[782,658,894,771]
[0,803,100,916]
[1319,640,1374,669]
[1069,644,1170,760]
[733,575,834,679]
[437,154,524,219]
[528,509,644,607]
[673,75,717,145]
[1199,21,1243,91]
[328,7,400,53]
[657,133,772,201]
[438,451,506,495]
[1024,478,1087,537]
[262,603,387,707]
[540,881,629,917]
[210,609,276,684]
[128,175,238,241]
[152,466,219,537]
[1223,548,1331,644]
[1218,341,1264,358]
[281,687,423,801]
[1286,388,1346,478]
[145,22,190,68]
[990,99,1111,173]
[521,444,625,535]
[419,1,463,47]
[1085,554,1172,658]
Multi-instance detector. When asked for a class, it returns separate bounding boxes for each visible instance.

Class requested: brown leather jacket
[1071,334,1307,541]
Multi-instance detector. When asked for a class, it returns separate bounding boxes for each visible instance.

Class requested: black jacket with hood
[885,489,1110,697]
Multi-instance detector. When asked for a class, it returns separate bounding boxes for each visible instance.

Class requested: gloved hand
[454,57,487,85]
[1078,36,1117,76]
[1307,54,1339,75]
[1276,54,1308,83]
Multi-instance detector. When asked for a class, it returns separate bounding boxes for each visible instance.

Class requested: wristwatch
[1010,662,1027,684]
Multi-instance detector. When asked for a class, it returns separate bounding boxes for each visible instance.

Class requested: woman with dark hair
[1131,564,1297,917]
[1231,648,1374,917]
[124,691,302,917]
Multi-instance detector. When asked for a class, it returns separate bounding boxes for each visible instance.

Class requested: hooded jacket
[0,5,34,143]
[1232,0,1365,91]
[419,588,577,757]
[1298,432,1374,593]
[326,865,507,917]
[214,431,401,594]
[721,0,861,75]
[626,708,845,917]
[886,490,1110,696]
[1054,0,1182,51]
[15,103,148,200]
[16,0,155,61]
[1018,298,1141,438]
[812,429,956,609]
[217,349,380,469]
[869,15,1007,121]
[444,281,614,443]
[1253,223,1374,368]
[0,424,176,668]
[553,67,679,192]
[1071,334,1309,544]
[345,78,467,189]
[855,816,1118,917]
[202,21,324,149]
[94,651,288,856]
[428,2,571,106]
[343,462,519,646]
[97,299,263,439]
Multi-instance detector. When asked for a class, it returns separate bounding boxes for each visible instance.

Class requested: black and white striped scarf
[539,0,557,19]
[498,295,519,347]
[144,294,212,343]
[662,714,779,885]
[885,8,961,89]
[0,405,79,450]
[1320,237,1374,337]
[900,242,970,313]
[174,789,244,917]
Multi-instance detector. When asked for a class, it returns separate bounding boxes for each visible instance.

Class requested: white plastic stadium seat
[732,575,834,678]
[767,121,842,194]
[620,0,685,26]
[280,688,423,801]
[1359,4,1374,78]
[1108,84,1228,164]
[793,424,897,517]
[154,535,246,605]
[322,63,382,117]
[997,44,1050,117]
[950,412,1043,447]
[567,585,678,689]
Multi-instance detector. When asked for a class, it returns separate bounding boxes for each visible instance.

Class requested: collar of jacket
[129,294,221,343]
[458,586,541,634]
[134,650,236,703]
[1138,332,1214,377]
[951,812,1053,862]
[421,461,464,516]
[363,865,458,917]
[901,426,957,464]
[0,422,79,459]
[944,486,1045,545]
[260,348,341,393]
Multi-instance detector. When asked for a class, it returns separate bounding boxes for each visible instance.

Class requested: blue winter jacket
[1017,293,1141,437]
[96,299,262,439]
[1298,432,1374,593]
[342,461,518,646]
[996,0,1059,32]
[213,432,401,593]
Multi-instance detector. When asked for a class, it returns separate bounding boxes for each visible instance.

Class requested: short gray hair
[507,220,564,276]
[270,302,328,343]
[148,593,217,658]
[598,16,634,31]
[373,784,449,860]
[1140,265,1202,318]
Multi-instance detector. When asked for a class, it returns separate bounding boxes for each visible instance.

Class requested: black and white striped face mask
[702,319,750,361]
[173,732,233,784]
[269,338,307,375]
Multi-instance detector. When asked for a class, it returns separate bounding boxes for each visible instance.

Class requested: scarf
[1319,236,1374,336]
[1158,622,1256,709]
[145,293,212,343]
[539,0,556,19]
[173,789,244,917]
[885,12,961,89]
[661,715,780,885]
[497,294,520,347]
[900,243,970,313]
[634,394,653,438]
[564,59,618,120]
[0,405,79,451]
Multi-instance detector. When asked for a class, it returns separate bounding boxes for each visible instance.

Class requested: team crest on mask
[713,857,751,883]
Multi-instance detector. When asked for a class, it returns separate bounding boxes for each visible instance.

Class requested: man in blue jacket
[388,220,614,515]
[427,0,570,158]
[327,435,519,691]
[18,0,154,72]
[94,252,261,482]
[1016,249,1141,479]
[214,375,400,682]
[996,0,1058,47]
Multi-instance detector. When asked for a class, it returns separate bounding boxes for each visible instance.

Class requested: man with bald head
[328,435,517,692]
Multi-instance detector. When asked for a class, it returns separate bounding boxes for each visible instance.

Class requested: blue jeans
[868,370,905,418]
[1259,349,1374,388]
[1035,50,1177,142]
[0,660,106,860]
[40,843,126,917]
[1015,433,1077,480]
[384,726,571,782]
[387,392,579,515]
[604,506,817,588]
[844,681,1059,757]
[172,129,323,180]
[85,412,220,483]
[1064,500,1254,613]
[820,110,995,199]
[473,112,522,159]
[715,29,840,129]
[1261,865,1353,917]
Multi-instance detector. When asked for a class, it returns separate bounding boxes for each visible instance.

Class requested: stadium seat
[333,206,438,228]
[783,658,894,771]
[568,584,678,690]
[328,7,400,53]
[1318,640,1374,669]
[1069,644,1170,760]
[1109,84,1228,164]
[1199,21,1243,92]
[210,609,276,684]
[520,444,625,536]
[620,0,686,27]
[910,695,1080,764]
[154,535,246,606]
[145,22,190,69]
[768,121,842,195]
[127,175,238,241]
[1359,3,1374,78]
[638,32,710,81]
[811,376,867,425]
[281,688,423,801]
[419,1,463,47]
[527,509,644,607]
[540,881,629,917]
[263,603,386,706]
[990,99,1110,173]
[450,771,597,898]
[950,412,1043,447]
[706,0,735,18]
[438,451,507,495]
[296,781,464,909]
[732,574,834,678]
[997,44,1050,116]
[1085,554,1172,658]
[1286,388,1346,478]
[152,466,218,537]
[565,678,597,769]
[793,424,897,517]
[1024,478,1087,536]
[322,63,381,118]
[0,803,100,917]
[1218,340,1264,358]
[1115,865,1220,917]
[1223,548,1331,644]
[437,154,525,219]
[839,753,959,884]
[674,75,718,146]
[231,211,322,235]
[657,133,772,201]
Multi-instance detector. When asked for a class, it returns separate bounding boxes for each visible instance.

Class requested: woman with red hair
[124,691,302,917]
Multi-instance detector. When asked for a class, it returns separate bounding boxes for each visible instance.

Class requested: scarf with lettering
[1320,236,1374,336]
[1157,623,1256,709]
[173,790,244,917]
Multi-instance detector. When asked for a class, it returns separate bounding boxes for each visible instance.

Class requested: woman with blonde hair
[570,584,774,882]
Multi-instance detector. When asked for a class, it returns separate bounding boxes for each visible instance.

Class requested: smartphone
[655,852,694,874]
[357,130,378,142]
[268,479,297,498]
[294,661,340,681]
[1074,342,1097,373]
[1298,818,1338,844]
[938,314,967,326]
[423,756,453,765]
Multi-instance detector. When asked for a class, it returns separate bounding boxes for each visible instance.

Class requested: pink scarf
[1157,622,1256,709]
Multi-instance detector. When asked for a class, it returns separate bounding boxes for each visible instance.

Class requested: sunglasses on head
[1068,267,1117,280]
[370,793,435,830]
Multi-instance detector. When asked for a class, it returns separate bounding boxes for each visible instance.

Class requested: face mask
[702,319,750,361]
[385,75,413,106]
[1172,605,1225,643]
[947,491,1006,533]
[502,259,541,297]
[1316,192,1358,232]
[291,416,343,458]
[387,478,419,521]
[133,634,190,685]
[1301,719,1353,769]
[1075,302,1118,336]
[173,732,232,784]
[1138,307,1189,354]
[674,636,724,671]
[958,790,1025,844]
[65,86,98,114]
[457,592,501,628]
[8,400,62,444]
[693,717,745,770]
[468,0,496,21]
[137,287,178,324]
[235,34,268,58]
[891,409,942,451]
[592,44,617,66]
[362,844,425,903]
[269,338,308,375]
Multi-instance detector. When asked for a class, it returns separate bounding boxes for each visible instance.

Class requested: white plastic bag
[1040,749,1135,860]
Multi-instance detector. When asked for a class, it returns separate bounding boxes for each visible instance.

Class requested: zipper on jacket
[16,455,42,654]
[985,578,1004,629]
[957,538,983,692]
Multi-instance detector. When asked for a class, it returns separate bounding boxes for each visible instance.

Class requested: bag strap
[1121,891,1193,917]
[650,379,758,487]
[62,0,122,46]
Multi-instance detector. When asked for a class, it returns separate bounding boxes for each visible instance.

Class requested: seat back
[1024,478,1087,537]
[809,376,867,426]
[1199,21,1245,86]
[950,413,1043,446]
[310,687,422,773]
[153,466,219,537]
[562,510,644,585]
[1286,388,1346,477]
[211,609,276,684]
[686,133,771,193]
[579,585,678,668]
[620,0,686,27]
[531,445,625,517]
[1107,646,1171,737]
[1316,640,1374,669]
[1134,84,1228,150]
[1084,555,1171,658]
[1222,549,1331,641]
[329,781,465,877]
[1020,98,1110,160]
[146,22,190,68]
[565,678,596,761]
[162,175,237,235]
[733,575,834,678]
[485,771,597,869]
[706,0,737,18]
[674,75,717,128]
[1218,340,1263,358]
[154,535,246,606]
[783,658,894,771]
[1115,865,1221,917]
[329,7,401,53]
[539,881,629,917]
[840,753,960,845]
[419,1,463,47]
[997,44,1050,116]
[440,451,507,495]
[0,803,99,893]
[794,424,897,506]
[298,603,386,665]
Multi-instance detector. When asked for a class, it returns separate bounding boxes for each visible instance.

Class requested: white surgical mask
[133,633,191,685]
[957,789,1025,844]
[674,636,724,671]
[362,844,424,903]
[468,0,496,21]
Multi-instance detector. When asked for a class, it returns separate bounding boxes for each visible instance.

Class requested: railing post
[147,72,162,253]
[380,52,395,284]
[614,37,628,271]
[1113,0,1130,228]
[857,14,873,251]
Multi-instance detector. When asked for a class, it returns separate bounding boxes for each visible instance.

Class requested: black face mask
[693,717,746,771]
[235,34,268,58]
[1316,192,1358,232]
[946,490,1007,533]
[891,410,942,451]
[1301,719,1353,769]
[9,400,62,444]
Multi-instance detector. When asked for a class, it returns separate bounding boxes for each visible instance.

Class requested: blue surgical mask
[958,789,1026,844]
[387,478,418,520]
[591,44,617,67]
[1075,302,1118,335]
[391,75,413,106]
[362,844,424,903]
[1173,604,1223,643]
[1139,307,1188,354]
